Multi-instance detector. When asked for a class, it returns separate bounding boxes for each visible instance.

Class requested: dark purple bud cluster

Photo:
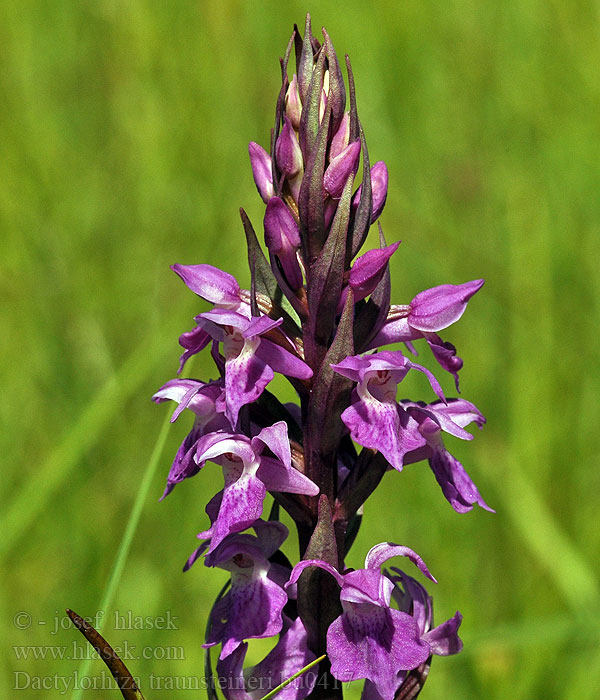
[154,15,490,700]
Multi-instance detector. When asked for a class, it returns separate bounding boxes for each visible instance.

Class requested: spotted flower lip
[184,521,290,660]
[216,616,317,700]
[286,543,436,700]
[361,567,463,700]
[193,422,319,553]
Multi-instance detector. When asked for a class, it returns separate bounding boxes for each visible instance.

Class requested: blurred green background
[2,1,599,698]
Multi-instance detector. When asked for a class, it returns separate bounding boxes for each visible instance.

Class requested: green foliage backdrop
[2,1,599,698]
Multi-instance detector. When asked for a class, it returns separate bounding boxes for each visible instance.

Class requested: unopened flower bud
[248,142,274,203]
[323,139,361,199]
[276,116,303,179]
[319,70,330,124]
[264,197,303,290]
[330,112,350,160]
[285,74,302,130]
[352,160,389,223]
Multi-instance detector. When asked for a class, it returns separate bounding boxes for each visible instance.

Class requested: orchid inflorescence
[154,15,491,700]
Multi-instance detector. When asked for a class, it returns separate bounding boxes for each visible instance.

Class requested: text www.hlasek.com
[13,640,184,661]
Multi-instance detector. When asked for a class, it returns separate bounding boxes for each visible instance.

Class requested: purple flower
[369,280,484,389]
[330,112,350,160]
[401,399,494,513]
[193,422,319,552]
[217,616,317,700]
[185,520,290,659]
[361,567,463,700]
[286,543,437,700]
[331,350,445,471]
[197,309,312,426]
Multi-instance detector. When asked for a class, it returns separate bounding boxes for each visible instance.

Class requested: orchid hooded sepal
[193,422,319,553]
[185,520,291,660]
[216,616,317,700]
[286,543,437,700]
[197,308,312,426]
[331,350,446,471]
[401,399,494,513]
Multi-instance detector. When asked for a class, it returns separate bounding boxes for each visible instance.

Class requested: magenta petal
[327,608,430,700]
[171,263,241,305]
[244,314,283,338]
[216,618,317,700]
[340,400,425,472]
[348,242,400,303]
[324,140,361,199]
[253,422,292,468]
[253,519,289,558]
[408,279,484,333]
[275,117,303,179]
[286,559,345,589]
[422,611,463,656]
[208,474,266,553]
[429,447,494,514]
[246,617,317,700]
[225,349,274,426]
[210,574,287,659]
[352,161,389,224]
[257,456,319,496]
[256,338,313,380]
[368,316,419,349]
[365,544,436,583]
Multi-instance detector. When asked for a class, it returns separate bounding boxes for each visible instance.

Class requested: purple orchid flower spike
[155,19,488,699]
[286,543,436,700]
[217,616,317,700]
[193,422,319,552]
[331,350,446,471]
[184,521,290,659]
[197,309,311,426]
[401,399,494,513]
